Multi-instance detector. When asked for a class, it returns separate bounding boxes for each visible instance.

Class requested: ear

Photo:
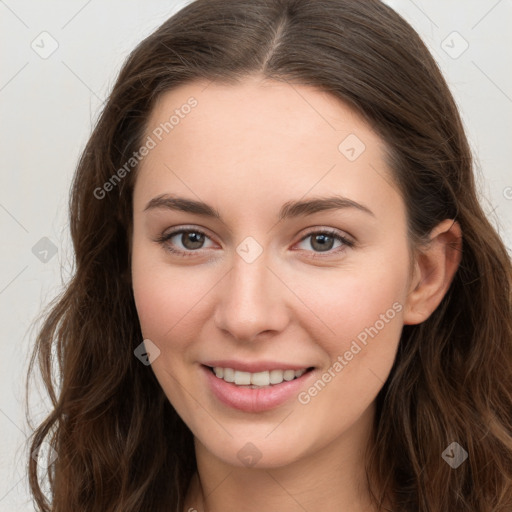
[403,219,462,325]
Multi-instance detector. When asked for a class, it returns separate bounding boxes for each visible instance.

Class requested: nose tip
[213,257,289,342]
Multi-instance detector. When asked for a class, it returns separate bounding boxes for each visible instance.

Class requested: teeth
[234,370,251,385]
[223,368,235,382]
[283,369,296,381]
[251,371,270,386]
[269,369,284,384]
[212,367,308,387]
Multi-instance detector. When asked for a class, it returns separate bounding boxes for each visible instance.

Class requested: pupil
[183,232,204,249]
[312,234,333,252]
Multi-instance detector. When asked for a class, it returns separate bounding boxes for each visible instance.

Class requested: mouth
[201,363,317,412]
[204,365,315,388]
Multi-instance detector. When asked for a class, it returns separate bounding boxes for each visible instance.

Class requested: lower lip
[202,365,315,413]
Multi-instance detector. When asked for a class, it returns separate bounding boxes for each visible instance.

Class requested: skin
[130,75,462,512]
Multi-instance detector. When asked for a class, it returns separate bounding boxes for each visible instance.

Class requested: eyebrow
[143,194,375,220]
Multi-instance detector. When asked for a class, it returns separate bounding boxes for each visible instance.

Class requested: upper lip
[202,360,314,373]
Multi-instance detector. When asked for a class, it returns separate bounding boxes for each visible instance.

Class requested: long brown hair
[27,0,512,510]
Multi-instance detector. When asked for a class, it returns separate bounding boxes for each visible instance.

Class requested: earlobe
[403,219,462,325]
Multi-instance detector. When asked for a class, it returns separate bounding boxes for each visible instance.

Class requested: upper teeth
[213,367,307,387]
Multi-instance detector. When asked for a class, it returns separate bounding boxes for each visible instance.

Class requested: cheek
[131,247,220,359]
[332,270,404,348]
[295,250,408,419]
[131,251,211,414]
[295,254,407,424]
[293,252,408,355]
[132,248,187,343]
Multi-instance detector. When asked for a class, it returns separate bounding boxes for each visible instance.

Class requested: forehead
[144,76,379,161]
[134,77,402,222]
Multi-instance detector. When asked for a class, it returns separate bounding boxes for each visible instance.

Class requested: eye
[156,228,216,257]
[295,229,354,256]
[155,226,354,258]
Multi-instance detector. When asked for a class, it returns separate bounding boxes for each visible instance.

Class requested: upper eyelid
[162,226,217,243]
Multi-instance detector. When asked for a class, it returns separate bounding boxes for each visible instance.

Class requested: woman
[27,0,512,510]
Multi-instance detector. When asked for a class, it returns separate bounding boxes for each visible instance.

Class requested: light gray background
[1,1,511,510]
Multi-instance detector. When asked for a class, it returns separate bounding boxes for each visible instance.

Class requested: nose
[213,251,290,342]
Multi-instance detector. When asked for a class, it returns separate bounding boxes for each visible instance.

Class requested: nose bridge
[214,248,288,340]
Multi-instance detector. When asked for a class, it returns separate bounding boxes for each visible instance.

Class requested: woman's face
[131,76,414,468]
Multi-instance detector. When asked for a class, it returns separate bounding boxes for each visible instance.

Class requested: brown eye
[310,233,336,252]
[156,228,215,257]
[179,231,205,250]
[295,229,354,256]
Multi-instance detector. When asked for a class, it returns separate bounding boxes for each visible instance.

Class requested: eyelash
[155,227,355,259]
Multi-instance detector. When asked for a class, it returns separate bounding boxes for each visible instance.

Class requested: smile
[209,366,311,387]
[202,364,317,412]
